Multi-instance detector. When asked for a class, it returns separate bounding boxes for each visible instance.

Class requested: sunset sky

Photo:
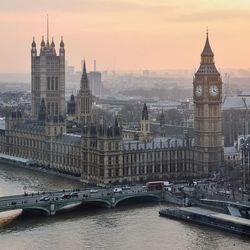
[0,0,250,72]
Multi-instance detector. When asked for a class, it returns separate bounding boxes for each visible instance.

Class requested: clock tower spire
[193,32,223,176]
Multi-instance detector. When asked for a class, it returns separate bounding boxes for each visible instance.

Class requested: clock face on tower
[195,85,202,97]
[209,85,219,97]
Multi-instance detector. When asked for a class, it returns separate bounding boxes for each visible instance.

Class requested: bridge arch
[84,199,111,208]
[114,194,161,207]
[23,206,51,216]
[56,201,83,212]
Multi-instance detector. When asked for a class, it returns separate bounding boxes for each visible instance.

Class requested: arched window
[47,77,50,90]
[51,103,54,115]
[55,103,58,115]
[51,77,54,90]
[55,77,59,90]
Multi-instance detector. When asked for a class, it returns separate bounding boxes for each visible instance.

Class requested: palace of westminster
[0,31,224,185]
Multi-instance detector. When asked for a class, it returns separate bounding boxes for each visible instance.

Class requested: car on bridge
[60,194,71,199]
[70,192,78,198]
[39,196,50,201]
[90,189,99,193]
[113,188,123,194]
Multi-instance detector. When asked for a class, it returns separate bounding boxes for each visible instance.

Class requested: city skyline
[1,0,250,73]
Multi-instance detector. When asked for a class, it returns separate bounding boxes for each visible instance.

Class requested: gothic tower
[193,32,223,175]
[31,34,65,121]
[77,60,93,126]
[140,103,151,142]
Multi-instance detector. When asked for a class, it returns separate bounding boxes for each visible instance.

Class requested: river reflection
[0,163,249,250]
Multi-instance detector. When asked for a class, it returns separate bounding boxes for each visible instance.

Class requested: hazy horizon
[1,0,250,73]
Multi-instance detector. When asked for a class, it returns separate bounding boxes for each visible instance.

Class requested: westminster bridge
[0,186,183,216]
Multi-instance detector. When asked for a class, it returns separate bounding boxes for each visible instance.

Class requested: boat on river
[159,206,250,237]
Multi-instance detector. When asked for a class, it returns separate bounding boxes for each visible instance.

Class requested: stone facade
[31,37,65,120]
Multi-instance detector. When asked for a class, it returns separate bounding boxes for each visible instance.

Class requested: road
[0,185,148,211]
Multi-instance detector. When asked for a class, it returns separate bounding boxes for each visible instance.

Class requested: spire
[83,59,86,73]
[60,36,64,47]
[142,103,149,120]
[41,36,45,47]
[46,14,49,44]
[80,59,89,90]
[32,36,36,47]
[51,37,55,47]
[115,117,119,127]
[201,30,214,57]
[196,31,219,75]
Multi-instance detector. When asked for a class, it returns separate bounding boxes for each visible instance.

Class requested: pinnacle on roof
[51,37,55,47]
[80,59,89,90]
[83,59,86,73]
[60,36,64,47]
[41,36,45,47]
[32,37,36,47]
[201,31,214,57]
[142,103,149,120]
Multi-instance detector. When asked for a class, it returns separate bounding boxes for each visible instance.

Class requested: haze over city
[1,0,250,73]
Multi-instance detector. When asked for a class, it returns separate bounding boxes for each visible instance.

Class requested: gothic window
[108,156,112,165]
[47,77,50,90]
[108,169,112,177]
[51,103,54,115]
[55,103,58,115]
[115,168,119,177]
[100,156,104,164]
[51,77,54,90]
[55,77,59,90]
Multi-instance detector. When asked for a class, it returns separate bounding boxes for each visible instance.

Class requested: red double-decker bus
[146,181,164,191]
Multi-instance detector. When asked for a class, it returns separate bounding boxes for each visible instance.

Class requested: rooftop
[123,136,185,150]
[222,96,246,110]
[52,133,81,145]
[224,146,239,155]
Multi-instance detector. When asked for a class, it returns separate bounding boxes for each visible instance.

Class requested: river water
[0,163,249,250]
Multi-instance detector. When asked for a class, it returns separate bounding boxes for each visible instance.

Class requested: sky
[0,0,250,73]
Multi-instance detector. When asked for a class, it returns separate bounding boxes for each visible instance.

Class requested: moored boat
[159,206,250,237]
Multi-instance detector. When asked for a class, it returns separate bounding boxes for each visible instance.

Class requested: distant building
[222,95,250,146]
[67,94,76,120]
[88,71,102,97]
[224,146,241,164]
[122,103,153,142]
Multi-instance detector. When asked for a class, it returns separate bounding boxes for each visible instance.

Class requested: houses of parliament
[0,32,224,185]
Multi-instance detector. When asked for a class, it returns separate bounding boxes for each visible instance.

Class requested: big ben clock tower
[193,32,223,176]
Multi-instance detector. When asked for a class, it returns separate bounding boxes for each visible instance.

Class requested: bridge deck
[0,186,166,216]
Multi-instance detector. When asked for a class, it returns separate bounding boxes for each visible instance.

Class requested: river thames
[0,163,249,250]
